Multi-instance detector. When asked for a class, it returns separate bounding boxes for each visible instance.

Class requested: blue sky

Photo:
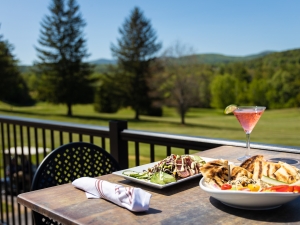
[1,0,300,65]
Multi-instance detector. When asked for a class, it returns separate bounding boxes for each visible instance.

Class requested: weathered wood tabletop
[17,146,300,225]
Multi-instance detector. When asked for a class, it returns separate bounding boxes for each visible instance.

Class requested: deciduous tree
[210,74,237,109]
[159,41,201,124]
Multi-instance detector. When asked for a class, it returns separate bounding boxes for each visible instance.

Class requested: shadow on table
[134,207,162,216]
[209,197,300,223]
[118,176,200,196]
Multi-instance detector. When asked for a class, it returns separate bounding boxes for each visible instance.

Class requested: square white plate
[113,157,214,189]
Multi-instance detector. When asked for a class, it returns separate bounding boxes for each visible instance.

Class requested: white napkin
[72,177,151,212]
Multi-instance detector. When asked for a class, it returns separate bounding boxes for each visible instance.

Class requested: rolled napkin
[72,177,151,212]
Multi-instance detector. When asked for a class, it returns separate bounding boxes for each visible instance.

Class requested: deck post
[109,120,128,169]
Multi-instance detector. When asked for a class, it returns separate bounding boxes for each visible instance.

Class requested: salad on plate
[122,154,206,185]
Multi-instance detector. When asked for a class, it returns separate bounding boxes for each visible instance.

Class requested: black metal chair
[30,142,121,225]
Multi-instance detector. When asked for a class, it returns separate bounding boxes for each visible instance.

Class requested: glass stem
[245,133,251,157]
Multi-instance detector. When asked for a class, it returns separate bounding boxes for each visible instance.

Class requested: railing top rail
[122,129,300,153]
[1,115,299,153]
[0,115,109,136]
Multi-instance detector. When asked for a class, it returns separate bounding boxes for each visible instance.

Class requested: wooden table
[17,146,300,225]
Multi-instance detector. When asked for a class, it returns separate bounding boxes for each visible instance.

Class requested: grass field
[0,101,300,147]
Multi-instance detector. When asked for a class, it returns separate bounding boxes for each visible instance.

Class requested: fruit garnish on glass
[225,105,266,161]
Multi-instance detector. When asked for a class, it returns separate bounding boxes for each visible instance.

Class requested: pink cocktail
[233,106,266,161]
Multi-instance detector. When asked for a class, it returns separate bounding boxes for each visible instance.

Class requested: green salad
[122,154,206,185]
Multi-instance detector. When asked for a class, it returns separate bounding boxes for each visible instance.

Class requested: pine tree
[35,0,94,116]
[111,7,162,120]
[0,33,32,105]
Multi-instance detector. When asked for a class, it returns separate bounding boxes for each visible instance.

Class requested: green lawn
[0,101,299,148]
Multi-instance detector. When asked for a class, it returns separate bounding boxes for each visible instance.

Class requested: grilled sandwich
[252,161,281,180]
[240,155,264,173]
[273,162,300,184]
[200,159,229,187]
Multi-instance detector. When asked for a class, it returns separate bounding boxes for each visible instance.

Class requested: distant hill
[243,48,300,68]
[17,50,286,73]
[193,51,274,64]
[18,65,33,73]
[88,51,274,65]
[89,58,117,65]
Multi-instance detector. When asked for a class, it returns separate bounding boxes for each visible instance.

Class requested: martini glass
[233,106,266,161]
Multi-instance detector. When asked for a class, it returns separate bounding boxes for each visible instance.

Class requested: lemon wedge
[224,104,237,114]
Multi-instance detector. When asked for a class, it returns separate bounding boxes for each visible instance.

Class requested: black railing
[0,115,299,225]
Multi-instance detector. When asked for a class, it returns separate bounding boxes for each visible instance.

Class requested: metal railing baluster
[59,131,63,146]
[50,129,54,151]
[89,135,93,144]
[34,128,39,166]
[184,148,189,155]
[135,142,139,166]
[69,132,73,143]
[150,144,155,162]
[101,137,105,149]
[42,129,46,157]
[167,146,171,157]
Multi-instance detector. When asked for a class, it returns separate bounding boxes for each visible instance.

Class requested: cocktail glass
[233,106,266,161]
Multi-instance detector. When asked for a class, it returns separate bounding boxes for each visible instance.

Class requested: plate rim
[200,177,300,196]
[199,177,300,210]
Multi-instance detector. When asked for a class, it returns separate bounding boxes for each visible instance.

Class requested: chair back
[31,142,120,225]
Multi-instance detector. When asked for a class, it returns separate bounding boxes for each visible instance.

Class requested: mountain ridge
[18,50,275,67]
[88,50,275,65]
[18,50,281,70]
[89,58,117,65]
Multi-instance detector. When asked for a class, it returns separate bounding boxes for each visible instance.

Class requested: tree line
[1,0,300,125]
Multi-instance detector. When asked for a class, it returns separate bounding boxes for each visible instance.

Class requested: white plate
[113,157,214,189]
[199,178,300,210]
